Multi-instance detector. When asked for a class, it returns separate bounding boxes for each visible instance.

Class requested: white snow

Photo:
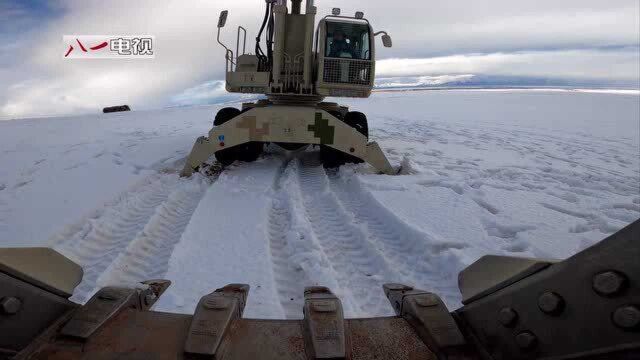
[0,90,638,318]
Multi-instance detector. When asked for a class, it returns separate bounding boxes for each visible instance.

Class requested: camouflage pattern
[181,105,396,176]
[307,113,335,145]
[235,116,270,141]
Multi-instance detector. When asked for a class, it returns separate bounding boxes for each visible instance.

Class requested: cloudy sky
[0,0,638,119]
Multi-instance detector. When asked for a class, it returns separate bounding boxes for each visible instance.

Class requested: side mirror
[218,10,229,28]
[382,34,392,48]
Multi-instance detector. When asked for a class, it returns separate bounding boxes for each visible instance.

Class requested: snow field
[0,90,637,318]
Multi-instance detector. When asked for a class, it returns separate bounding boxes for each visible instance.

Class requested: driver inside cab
[329,30,354,58]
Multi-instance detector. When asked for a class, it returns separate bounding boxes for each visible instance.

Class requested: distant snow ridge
[376,74,475,89]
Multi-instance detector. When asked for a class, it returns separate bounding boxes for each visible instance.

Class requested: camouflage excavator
[181,0,398,177]
[1,220,638,359]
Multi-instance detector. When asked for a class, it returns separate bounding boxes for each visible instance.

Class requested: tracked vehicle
[181,0,397,177]
[1,220,638,359]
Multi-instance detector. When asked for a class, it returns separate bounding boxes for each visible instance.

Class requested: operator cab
[324,21,371,60]
[217,3,392,99]
[316,16,376,97]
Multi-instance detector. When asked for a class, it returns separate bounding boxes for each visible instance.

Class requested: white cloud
[0,0,638,119]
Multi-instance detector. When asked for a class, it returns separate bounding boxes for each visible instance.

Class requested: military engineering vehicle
[1,220,638,359]
[181,0,398,177]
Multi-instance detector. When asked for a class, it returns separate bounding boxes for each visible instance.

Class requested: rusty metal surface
[217,319,307,360]
[348,317,437,360]
[27,309,192,360]
[20,310,446,359]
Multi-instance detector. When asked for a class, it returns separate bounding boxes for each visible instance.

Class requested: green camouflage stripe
[308,112,335,145]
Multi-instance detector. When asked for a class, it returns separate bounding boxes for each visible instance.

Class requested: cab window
[325,21,371,60]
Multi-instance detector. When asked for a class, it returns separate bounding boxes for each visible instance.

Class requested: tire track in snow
[51,169,212,303]
[296,155,400,317]
[267,159,309,318]
[328,171,467,306]
[53,174,177,302]
[95,173,211,292]
[267,157,353,318]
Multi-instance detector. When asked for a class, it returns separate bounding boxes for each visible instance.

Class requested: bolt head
[612,305,640,330]
[515,331,537,350]
[498,307,518,327]
[538,292,564,315]
[593,271,627,296]
[1,297,22,315]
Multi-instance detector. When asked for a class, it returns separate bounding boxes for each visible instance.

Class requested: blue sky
[0,0,638,119]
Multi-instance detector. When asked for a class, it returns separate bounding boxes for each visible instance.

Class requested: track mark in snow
[52,174,180,303]
[13,180,32,189]
[471,196,500,215]
[539,202,622,234]
[417,179,464,195]
[481,218,535,252]
[267,159,310,317]
[328,171,466,307]
[539,202,591,219]
[96,174,211,291]
[297,156,400,317]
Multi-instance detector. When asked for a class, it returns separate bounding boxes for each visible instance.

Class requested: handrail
[236,26,247,61]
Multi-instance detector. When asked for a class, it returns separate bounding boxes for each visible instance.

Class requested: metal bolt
[515,331,537,350]
[612,305,640,330]
[538,292,564,315]
[593,271,627,296]
[1,297,22,315]
[498,307,518,327]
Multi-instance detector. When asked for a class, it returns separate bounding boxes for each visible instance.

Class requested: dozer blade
[2,220,639,359]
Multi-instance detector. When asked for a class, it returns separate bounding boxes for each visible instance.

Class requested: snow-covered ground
[0,90,638,318]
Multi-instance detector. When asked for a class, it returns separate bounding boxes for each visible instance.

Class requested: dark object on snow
[0,219,639,359]
[102,105,130,113]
